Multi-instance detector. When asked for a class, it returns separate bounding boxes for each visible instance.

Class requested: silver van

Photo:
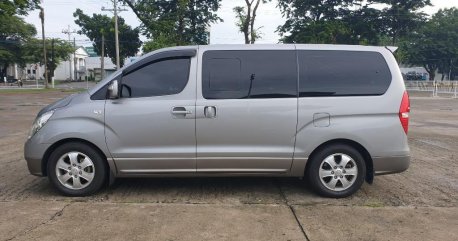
[24,44,410,197]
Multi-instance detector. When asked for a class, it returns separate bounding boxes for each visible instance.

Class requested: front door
[105,56,197,174]
[195,48,298,173]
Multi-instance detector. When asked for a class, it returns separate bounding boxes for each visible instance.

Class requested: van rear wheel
[47,142,107,196]
[307,144,366,198]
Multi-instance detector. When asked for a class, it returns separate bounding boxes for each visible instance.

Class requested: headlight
[28,110,54,139]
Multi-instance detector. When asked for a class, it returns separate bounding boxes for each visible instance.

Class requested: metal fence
[405,81,458,98]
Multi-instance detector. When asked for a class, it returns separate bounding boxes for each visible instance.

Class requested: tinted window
[122,57,190,98]
[90,84,109,100]
[298,50,391,97]
[202,50,297,99]
[209,58,242,91]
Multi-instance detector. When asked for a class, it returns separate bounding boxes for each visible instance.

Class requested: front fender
[37,117,109,156]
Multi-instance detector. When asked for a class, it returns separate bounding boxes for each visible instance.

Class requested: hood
[37,93,77,116]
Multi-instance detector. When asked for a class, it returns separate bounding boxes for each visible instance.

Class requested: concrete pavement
[2,201,457,241]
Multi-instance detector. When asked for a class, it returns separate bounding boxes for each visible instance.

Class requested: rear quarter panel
[291,45,409,176]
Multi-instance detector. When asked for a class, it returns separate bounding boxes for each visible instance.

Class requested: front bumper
[24,137,52,176]
[373,155,410,175]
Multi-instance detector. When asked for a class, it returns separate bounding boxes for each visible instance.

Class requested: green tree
[344,5,385,45]
[21,39,73,80]
[233,0,270,44]
[73,9,141,67]
[373,0,431,45]
[0,0,40,78]
[0,0,40,16]
[123,0,222,52]
[142,35,173,53]
[277,0,383,45]
[402,8,458,80]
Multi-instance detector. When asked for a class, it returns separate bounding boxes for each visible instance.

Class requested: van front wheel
[47,142,107,196]
[307,144,366,198]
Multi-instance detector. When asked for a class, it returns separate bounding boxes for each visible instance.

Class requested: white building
[5,46,89,81]
[5,63,45,81]
[85,56,117,81]
[85,56,139,81]
[54,46,89,80]
[5,46,141,82]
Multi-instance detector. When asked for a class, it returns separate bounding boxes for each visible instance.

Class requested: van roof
[144,44,391,55]
[196,44,389,52]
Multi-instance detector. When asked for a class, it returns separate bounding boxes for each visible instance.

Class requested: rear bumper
[373,155,410,175]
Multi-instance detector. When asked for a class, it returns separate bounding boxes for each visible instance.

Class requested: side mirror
[107,80,119,99]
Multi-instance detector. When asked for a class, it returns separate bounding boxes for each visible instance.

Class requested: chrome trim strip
[197,168,288,173]
[119,169,196,173]
[113,157,196,161]
[113,157,292,161]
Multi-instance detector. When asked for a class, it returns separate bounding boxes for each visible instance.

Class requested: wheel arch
[41,138,114,179]
[304,138,374,184]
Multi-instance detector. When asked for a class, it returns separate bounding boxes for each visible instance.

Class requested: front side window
[298,50,392,97]
[202,50,297,99]
[122,57,190,98]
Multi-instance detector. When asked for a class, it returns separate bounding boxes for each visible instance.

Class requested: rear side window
[298,50,391,97]
[122,57,190,98]
[202,50,297,99]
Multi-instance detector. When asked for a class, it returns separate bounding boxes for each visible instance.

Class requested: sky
[24,0,458,47]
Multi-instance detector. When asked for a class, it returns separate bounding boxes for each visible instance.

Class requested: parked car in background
[2,76,18,85]
[405,71,428,81]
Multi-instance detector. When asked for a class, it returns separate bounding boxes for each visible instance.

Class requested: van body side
[24,44,410,197]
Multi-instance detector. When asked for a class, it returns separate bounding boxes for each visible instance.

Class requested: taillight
[399,91,410,134]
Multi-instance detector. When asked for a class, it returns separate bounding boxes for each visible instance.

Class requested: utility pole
[74,38,77,81]
[102,0,127,70]
[39,8,48,88]
[62,25,77,80]
[113,0,120,69]
[101,34,105,80]
[51,38,55,88]
[51,39,55,66]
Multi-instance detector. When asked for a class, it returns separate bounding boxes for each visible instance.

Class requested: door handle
[172,110,192,115]
[172,107,192,116]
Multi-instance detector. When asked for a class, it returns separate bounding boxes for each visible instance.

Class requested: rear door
[195,47,298,173]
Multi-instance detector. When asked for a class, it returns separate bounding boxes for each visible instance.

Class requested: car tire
[306,144,366,198]
[47,142,107,196]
